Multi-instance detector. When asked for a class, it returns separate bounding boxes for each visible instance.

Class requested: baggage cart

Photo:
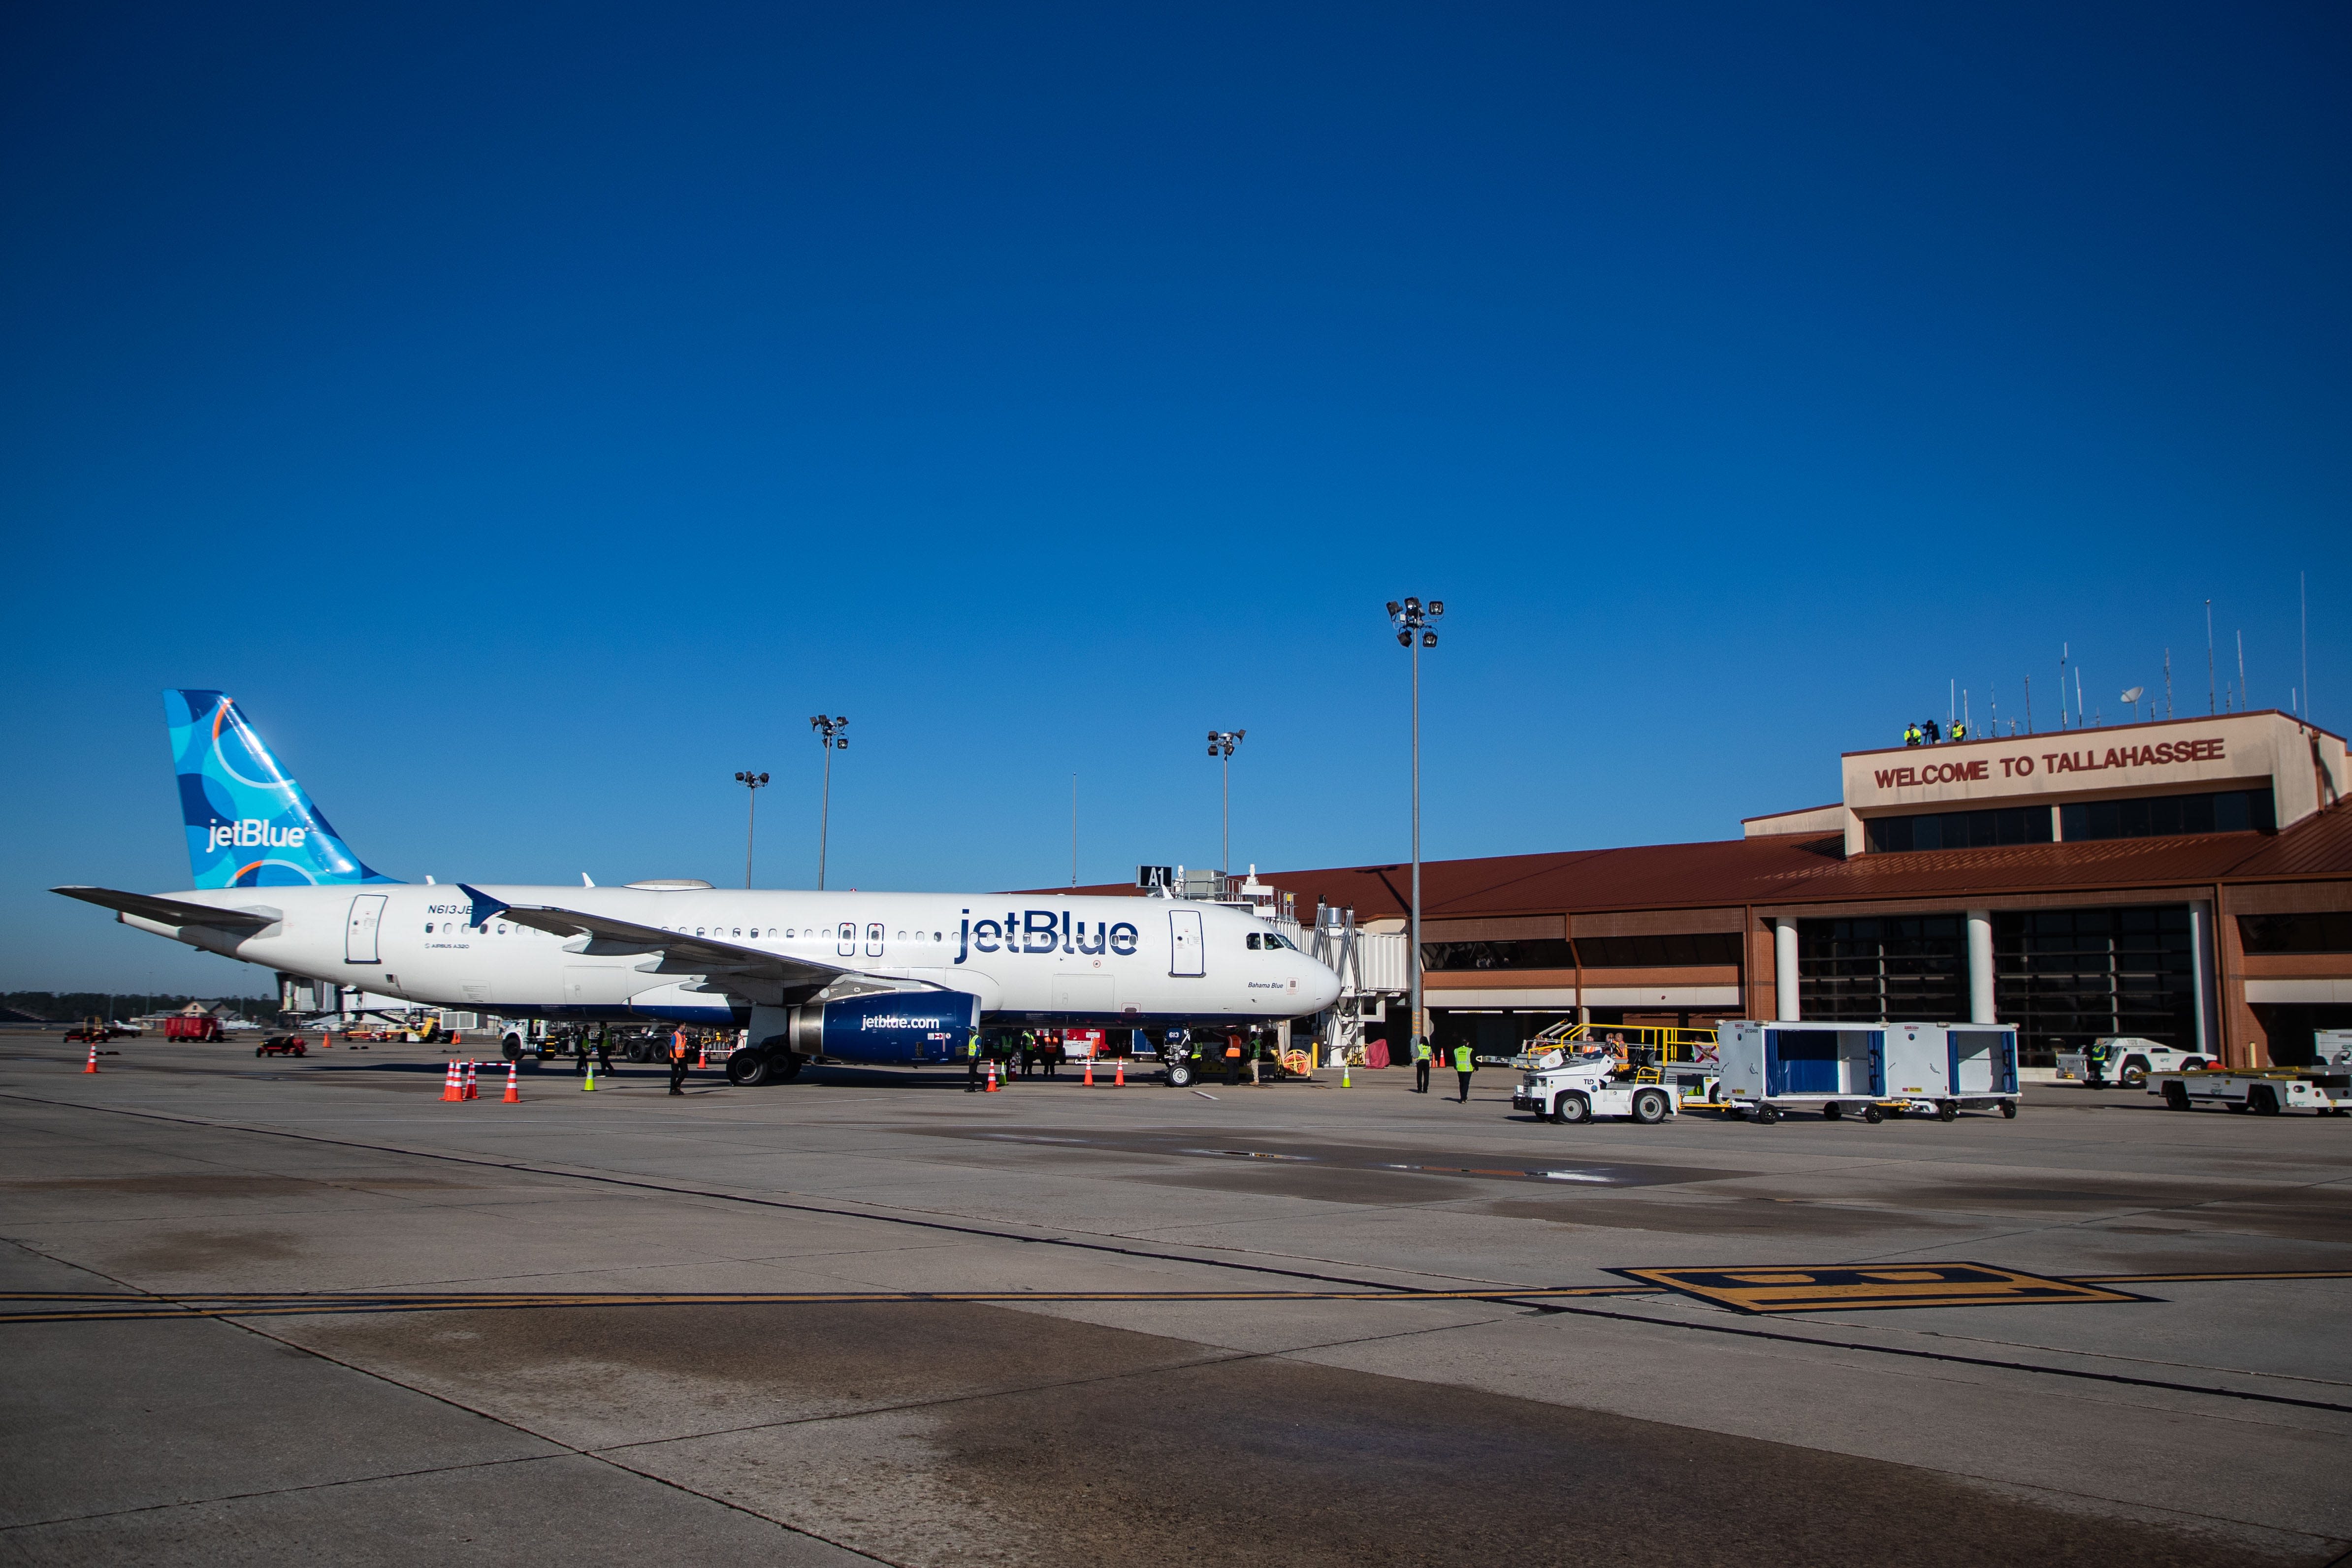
[1714,1021,2019,1123]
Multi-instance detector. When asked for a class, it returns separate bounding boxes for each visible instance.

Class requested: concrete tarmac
[2,1035,2349,1566]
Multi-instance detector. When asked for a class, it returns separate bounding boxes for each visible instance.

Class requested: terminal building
[1246,710,2349,1070]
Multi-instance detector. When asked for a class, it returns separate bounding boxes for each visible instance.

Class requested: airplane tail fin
[165,690,397,889]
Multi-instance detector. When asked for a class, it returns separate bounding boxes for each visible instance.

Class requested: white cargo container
[1714,1021,2019,1124]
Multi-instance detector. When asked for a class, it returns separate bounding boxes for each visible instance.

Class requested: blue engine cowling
[820,992,979,1064]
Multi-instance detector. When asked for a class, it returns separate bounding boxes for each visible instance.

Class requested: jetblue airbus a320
[55,691,1342,1084]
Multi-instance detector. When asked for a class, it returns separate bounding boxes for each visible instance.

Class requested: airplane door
[1169,910,1204,976]
[866,922,884,958]
[837,922,856,958]
[346,894,387,964]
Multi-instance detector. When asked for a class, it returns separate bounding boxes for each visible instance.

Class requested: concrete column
[1774,918,1800,1022]
[1966,910,1995,1024]
[2189,900,2216,1057]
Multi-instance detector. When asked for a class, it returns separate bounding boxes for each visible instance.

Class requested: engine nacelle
[781,992,979,1064]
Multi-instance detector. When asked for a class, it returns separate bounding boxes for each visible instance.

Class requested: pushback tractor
[1712,1021,2020,1123]
[1512,1040,1678,1124]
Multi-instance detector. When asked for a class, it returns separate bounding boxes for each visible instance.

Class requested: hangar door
[345,894,386,964]
[1168,910,1204,976]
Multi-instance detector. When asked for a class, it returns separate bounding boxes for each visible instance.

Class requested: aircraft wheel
[772,1052,804,1081]
[725,1050,772,1088]
[1166,1060,1194,1088]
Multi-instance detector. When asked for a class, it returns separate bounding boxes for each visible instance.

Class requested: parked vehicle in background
[2151,1066,2351,1117]
[255,1035,309,1057]
[162,1015,224,1041]
[2055,1036,2212,1088]
[65,1018,138,1043]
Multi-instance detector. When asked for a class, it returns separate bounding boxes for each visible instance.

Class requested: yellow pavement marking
[1614,1263,2151,1314]
[4,1267,2347,1325]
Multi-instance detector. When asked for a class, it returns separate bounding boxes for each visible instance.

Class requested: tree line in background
[0,992,282,1024]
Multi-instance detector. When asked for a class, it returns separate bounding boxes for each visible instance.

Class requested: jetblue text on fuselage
[958,909,1138,963]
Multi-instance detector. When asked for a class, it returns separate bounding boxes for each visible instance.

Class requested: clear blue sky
[5,1,2347,993]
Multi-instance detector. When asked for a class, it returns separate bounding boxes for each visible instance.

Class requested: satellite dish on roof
[2120,687,2144,704]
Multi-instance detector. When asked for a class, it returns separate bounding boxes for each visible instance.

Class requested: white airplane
[55,691,1342,1084]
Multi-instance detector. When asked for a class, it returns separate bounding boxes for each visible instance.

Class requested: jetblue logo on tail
[166,690,397,890]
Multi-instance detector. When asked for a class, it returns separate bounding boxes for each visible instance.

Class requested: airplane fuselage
[124,882,1337,1032]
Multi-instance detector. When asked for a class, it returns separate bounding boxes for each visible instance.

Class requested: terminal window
[2059,787,2274,843]
[1796,916,1964,1025]
[1420,937,1575,971]
[1995,905,2195,1066]
[1866,806,2052,854]
[1420,932,1742,972]
[2238,911,2352,955]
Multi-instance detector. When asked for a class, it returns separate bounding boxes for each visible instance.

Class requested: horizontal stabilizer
[52,886,278,930]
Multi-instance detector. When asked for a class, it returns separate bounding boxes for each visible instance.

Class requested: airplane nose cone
[1308,963,1342,1012]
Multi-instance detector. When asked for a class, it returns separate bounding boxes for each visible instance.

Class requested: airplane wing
[485,894,881,994]
[52,886,278,930]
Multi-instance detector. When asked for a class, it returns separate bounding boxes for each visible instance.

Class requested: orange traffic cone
[1114,1057,1125,1088]
[82,1040,99,1074]
[462,1061,479,1100]
[440,1062,462,1101]
[697,1040,708,1069]
[1084,1057,1095,1087]
[502,1060,520,1103]
[985,1060,999,1092]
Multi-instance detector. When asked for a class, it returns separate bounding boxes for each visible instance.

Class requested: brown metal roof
[1039,801,2352,918]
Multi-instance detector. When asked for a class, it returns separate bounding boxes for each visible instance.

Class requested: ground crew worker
[1451,1041,1475,1102]
[668,1027,690,1095]
[573,1030,588,1076]
[966,1030,984,1091]
[1249,1032,1263,1086]
[595,1026,614,1077]
[1224,1033,1244,1086]
[1412,1035,1432,1094]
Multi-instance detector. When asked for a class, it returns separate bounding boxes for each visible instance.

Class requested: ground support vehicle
[2150,1067,2351,1117]
[1513,1021,1723,1108]
[161,1016,224,1042]
[255,1035,309,1057]
[1161,1029,1295,1088]
[2056,1035,2213,1089]
[1711,1021,2020,1124]
[65,1019,137,1043]
[1512,1045,1677,1124]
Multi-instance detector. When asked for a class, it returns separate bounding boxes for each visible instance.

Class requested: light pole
[1385,596,1443,1057]
[732,770,769,889]
[808,715,847,889]
[1206,730,1244,874]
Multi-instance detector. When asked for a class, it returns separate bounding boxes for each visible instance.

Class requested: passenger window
[732,928,741,937]
[424,923,433,933]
